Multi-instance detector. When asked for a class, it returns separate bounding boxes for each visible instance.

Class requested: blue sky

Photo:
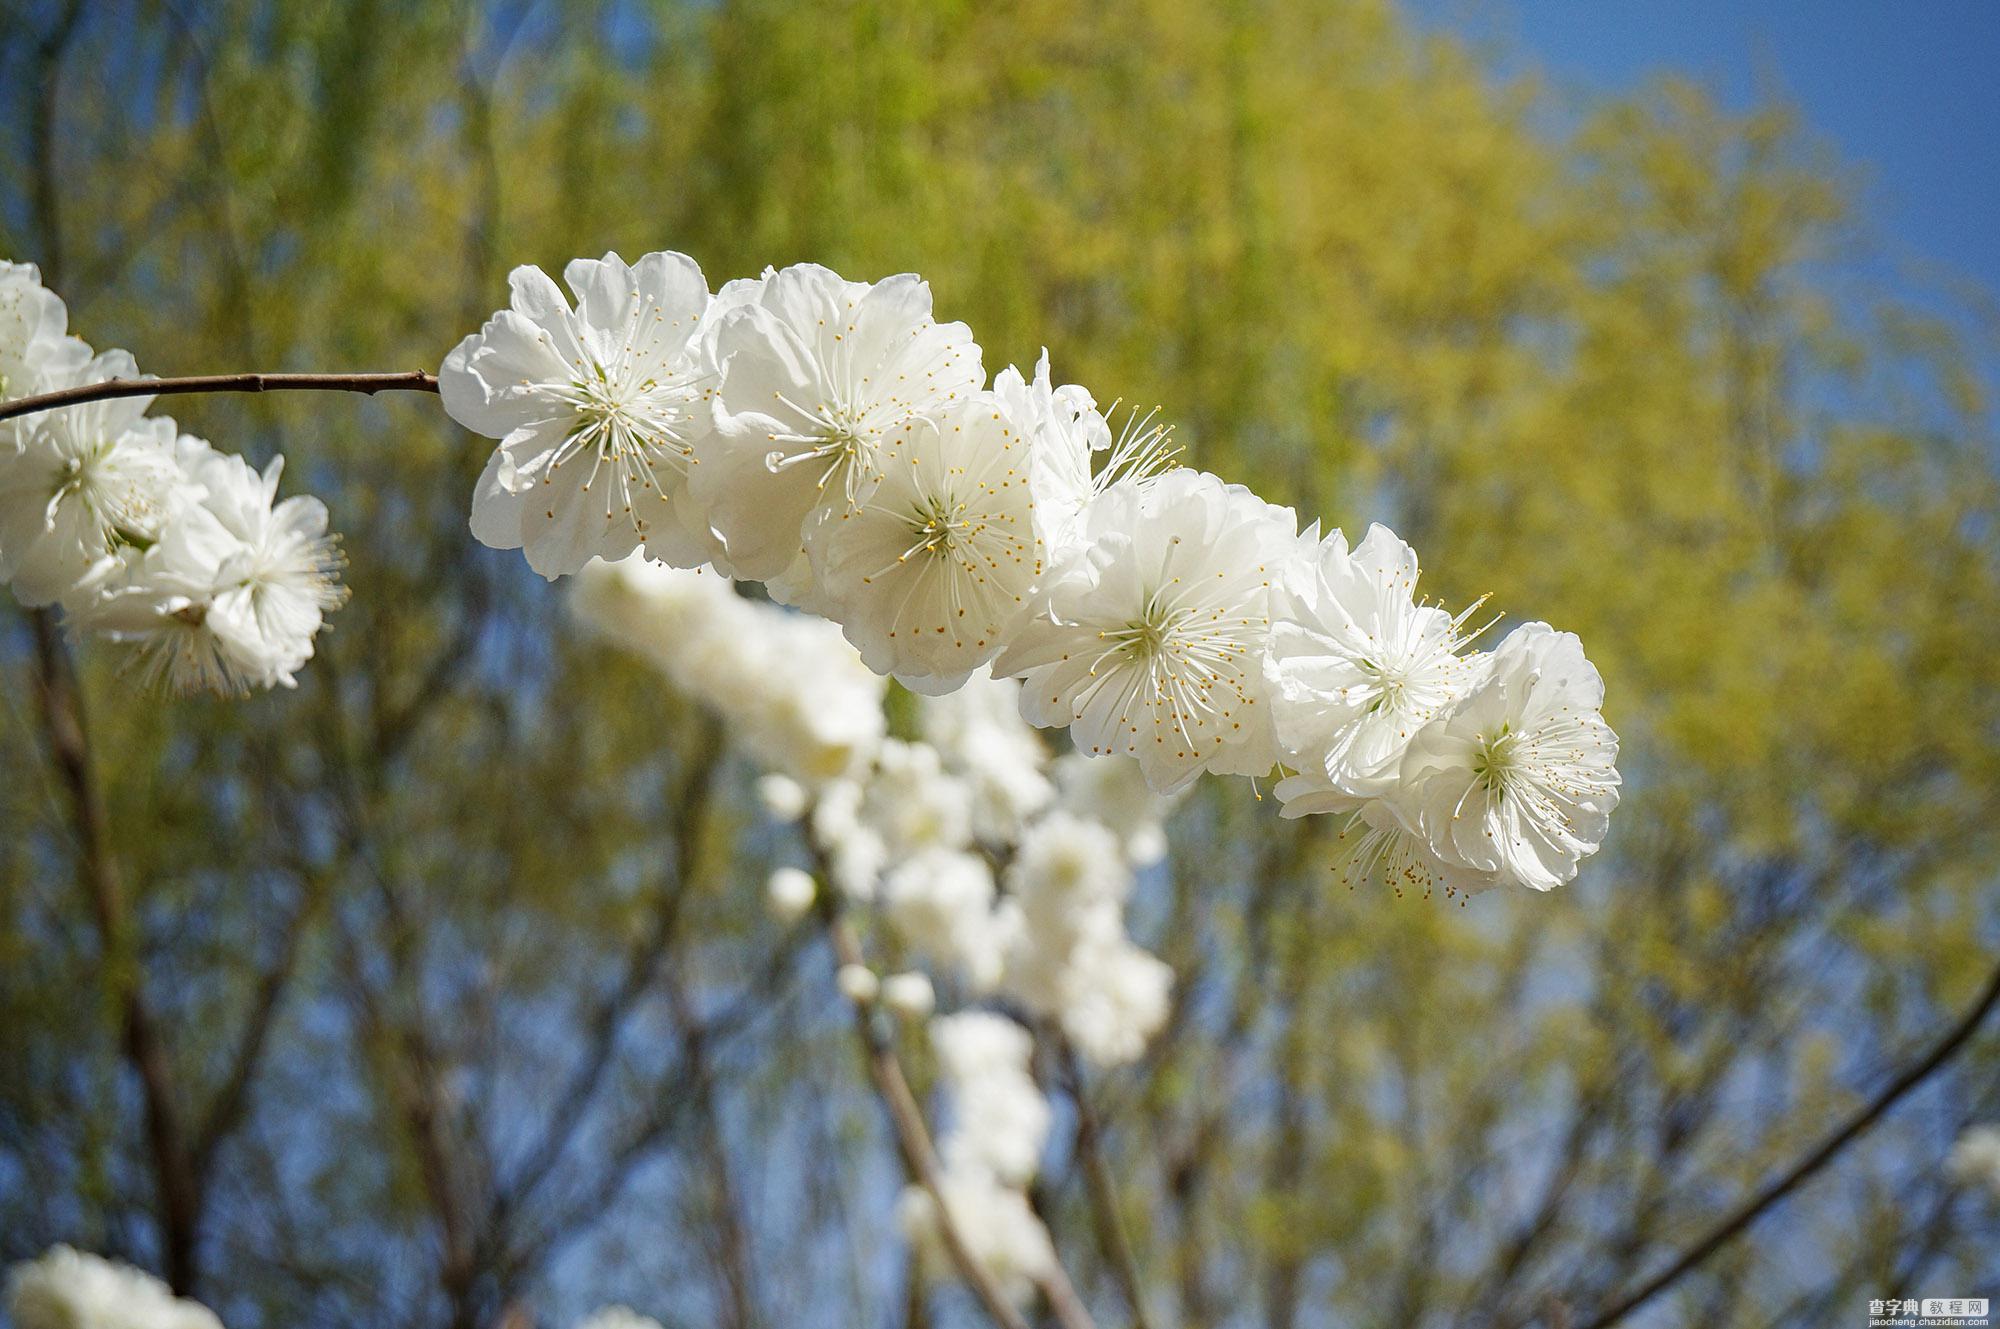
[1420,0,2000,297]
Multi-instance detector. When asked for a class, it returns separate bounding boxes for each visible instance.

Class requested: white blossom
[443,252,722,578]
[694,263,982,583]
[0,353,181,606]
[1321,797,1500,899]
[995,469,1299,793]
[991,350,1109,557]
[70,442,345,694]
[1265,523,1485,815]
[5,1247,222,1329]
[1398,622,1621,893]
[808,393,1041,694]
[0,261,90,404]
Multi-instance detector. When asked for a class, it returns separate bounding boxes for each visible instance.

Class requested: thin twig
[28,610,204,1293]
[813,890,1038,1329]
[1056,1034,1154,1329]
[1036,1255,1099,1329]
[0,371,440,423]
[1579,955,2000,1329]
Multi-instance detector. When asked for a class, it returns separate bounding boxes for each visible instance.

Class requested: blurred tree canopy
[0,1,1995,1327]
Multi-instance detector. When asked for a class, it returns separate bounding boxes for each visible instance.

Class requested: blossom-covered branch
[1,263,349,693]
[445,250,1623,900]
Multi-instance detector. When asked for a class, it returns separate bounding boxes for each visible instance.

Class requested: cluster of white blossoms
[897,1013,1060,1299]
[450,252,1621,900]
[571,555,1176,1070]
[0,262,345,693]
[5,1248,222,1329]
[572,555,1178,1296]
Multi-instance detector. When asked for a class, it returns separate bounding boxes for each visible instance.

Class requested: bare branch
[27,609,204,1293]
[0,371,441,423]
[1580,955,2000,1329]
[814,890,1041,1329]
[1054,1034,1153,1329]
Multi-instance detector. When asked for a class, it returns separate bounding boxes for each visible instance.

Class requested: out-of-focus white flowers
[897,1168,1057,1305]
[575,560,1175,1061]
[5,1247,223,1329]
[1051,749,1179,867]
[836,963,881,1003]
[898,1012,1058,1302]
[1002,813,1170,1065]
[0,262,343,693]
[884,848,1007,992]
[918,670,1057,842]
[1949,1124,2000,1197]
[881,970,937,1019]
[443,252,723,578]
[930,1012,1049,1185]
[570,557,885,785]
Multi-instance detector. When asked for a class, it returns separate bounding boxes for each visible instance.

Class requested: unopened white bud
[880,971,936,1019]
[836,964,881,1004]
[765,867,817,922]
[756,773,809,822]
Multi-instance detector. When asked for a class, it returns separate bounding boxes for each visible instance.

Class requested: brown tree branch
[813,890,1039,1329]
[0,371,440,423]
[666,971,763,1329]
[27,0,84,283]
[494,719,723,1217]
[1054,1035,1154,1329]
[191,866,328,1179]
[1578,955,2000,1329]
[27,609,204,1293]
